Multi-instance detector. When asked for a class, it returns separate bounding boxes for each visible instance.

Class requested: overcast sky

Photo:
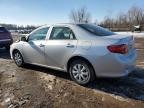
[0,0,143,25]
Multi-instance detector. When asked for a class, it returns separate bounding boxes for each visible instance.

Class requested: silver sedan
[10,24,137,85]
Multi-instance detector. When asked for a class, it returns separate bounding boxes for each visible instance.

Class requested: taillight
[107,44,128,54]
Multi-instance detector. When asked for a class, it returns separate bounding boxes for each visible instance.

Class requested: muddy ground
[0,36,144,108]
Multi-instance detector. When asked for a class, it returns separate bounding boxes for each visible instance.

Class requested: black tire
[13,50,25,67]
[69,59,95,85]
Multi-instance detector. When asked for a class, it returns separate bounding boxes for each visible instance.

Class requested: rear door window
[49,27,76,40]
[78,24,115,36]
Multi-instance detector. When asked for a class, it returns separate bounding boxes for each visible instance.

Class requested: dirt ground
[0,35,144,108]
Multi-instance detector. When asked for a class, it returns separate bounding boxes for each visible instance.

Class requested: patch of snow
[115,31,144,38]
[5,98,11,103]
[137,65,144,68]
[134,25,140,28]
[110,94,129,102]
[140,61,144,63]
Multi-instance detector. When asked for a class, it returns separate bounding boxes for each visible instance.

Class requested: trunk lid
[104,34,133,41]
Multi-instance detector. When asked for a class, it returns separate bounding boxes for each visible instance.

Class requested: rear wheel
[69,59,95,85]
[13,50,25,67]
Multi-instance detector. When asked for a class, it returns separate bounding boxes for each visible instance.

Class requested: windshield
[0,27,8,33]
[78,24,115,36]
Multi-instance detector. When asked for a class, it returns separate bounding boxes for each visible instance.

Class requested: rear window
[0,27,8,33]
[78,24,115,36]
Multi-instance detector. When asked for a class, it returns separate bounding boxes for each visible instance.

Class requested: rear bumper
[95,65,135,78]
[90,49,137,78]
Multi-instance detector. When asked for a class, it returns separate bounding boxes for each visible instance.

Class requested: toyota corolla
[10,24,137,85]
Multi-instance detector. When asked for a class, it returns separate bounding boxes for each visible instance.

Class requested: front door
[22,27,49,65]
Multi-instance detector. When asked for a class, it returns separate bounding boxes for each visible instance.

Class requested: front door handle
[66,43,74,48]
[39,44,45,47]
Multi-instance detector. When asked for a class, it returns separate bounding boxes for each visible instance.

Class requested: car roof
[41,23,91,28]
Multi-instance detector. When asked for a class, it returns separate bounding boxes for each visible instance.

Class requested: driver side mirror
[20,36,27,42]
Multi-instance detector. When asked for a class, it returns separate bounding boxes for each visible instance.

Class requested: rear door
[22,27,49,65]
[45,26,77,69]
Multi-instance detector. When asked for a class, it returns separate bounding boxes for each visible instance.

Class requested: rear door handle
[39,44,45,47]
[66,43,74,48]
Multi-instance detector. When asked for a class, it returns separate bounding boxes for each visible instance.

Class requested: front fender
[10,42,24,60]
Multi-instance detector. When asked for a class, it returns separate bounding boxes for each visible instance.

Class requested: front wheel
[69,59,95,85]
[13,50,25,67]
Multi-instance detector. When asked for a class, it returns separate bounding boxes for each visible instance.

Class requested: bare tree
[100,6,144,31]
[69,7,91,23]
[117,13,126,24]
[100,16,114,29]
[127,6,144,26]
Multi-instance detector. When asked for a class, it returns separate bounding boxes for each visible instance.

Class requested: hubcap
[72,64,90,83]
[14,52,22,65]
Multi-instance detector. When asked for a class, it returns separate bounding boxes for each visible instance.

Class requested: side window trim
[49,26,77,40]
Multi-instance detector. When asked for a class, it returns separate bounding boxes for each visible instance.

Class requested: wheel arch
[12,49,20,55]
[67,55,96,76]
